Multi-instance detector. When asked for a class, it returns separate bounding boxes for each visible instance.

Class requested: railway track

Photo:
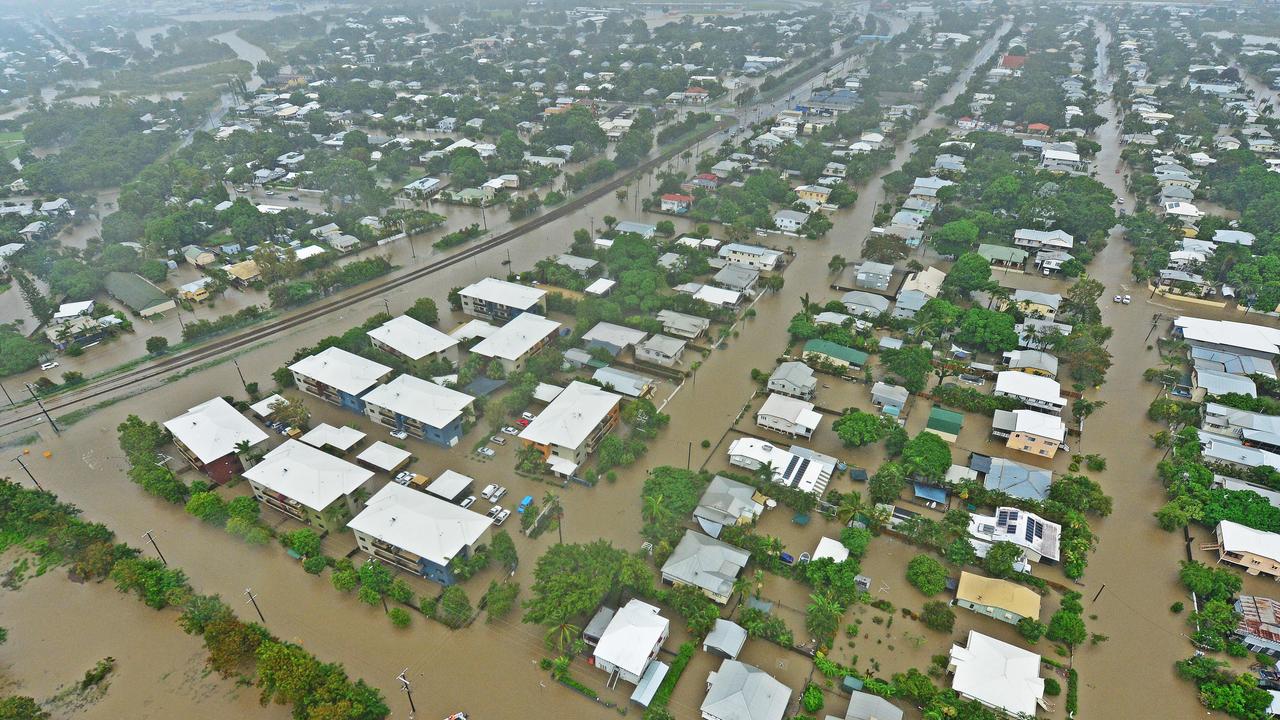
[0,117,734,432]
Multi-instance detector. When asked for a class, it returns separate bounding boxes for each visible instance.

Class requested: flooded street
[7,14,1268,720]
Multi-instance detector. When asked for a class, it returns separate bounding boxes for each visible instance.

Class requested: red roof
[695,173,718,181]
[1002,55,1027,69]
[662,193,694,203]
[1027,122,1051,132]
[686,86,708,94]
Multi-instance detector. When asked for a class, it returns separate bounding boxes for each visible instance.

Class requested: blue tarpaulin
[913,483,948,504]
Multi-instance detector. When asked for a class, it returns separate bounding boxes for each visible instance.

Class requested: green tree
[283,529,321,558]
[1047,607,1087,652]
[869,461,908,504]
[145,336,169,355]
[942,252,993,297]
[931,219,980,256]
[405,297,439,325]
[0,696,49,720]
[906,555,948,596]
[954,307,1019,353]
[185,491,228,524]
[920,600,956,632]
[880,346,933,392]
[1017,617,1047,643]
[902,432,951,481]
[984,541,1022,579]
[832,411,890,447]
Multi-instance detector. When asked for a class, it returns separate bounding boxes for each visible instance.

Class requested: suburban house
[1002,350,1059,379]
[104,271,177,317]
[796,184,832,205]
[1010,289,1061,319]
[756,393,822,439]
[593,599,670,686]
[1235,595,1280,658]
[703,620,748,661]
[993,371,1067,414]
[948,630,1044,717]
[872,382,910,415]
[362,375,475,447]
[1173,316,1280,363]
[726,437,836,495]
[693,475,764,538]
[163,397,268,484]
[518,381,622,474]
[290,347,393,413]
[969,507,1061,564]
[768,362,817,400]
[661,530,750,604]
[700,659,791,720]
[803,339,868,371]
[840,291,891,317]
[457,277,547,321]
[713,264,760,294]
[656,310,710,339]
[348,482,491,585]
[243,440,376,531]
[954,571,1042,625]
[828,691,904,720]
[855,261,894,291]
[616,221,657,238]
[773,209,809,233]
[469,312,561,374]
[991,409,1067,459]
[971,454,1053,502]
[660,193,694,213]
[367,315,460,373]
[924,406,964,443]
[636,334,687,368]
[1203,402,1280,452]
[1012,228,1074,252]
[1213,520,1280,579]
[718,243,783,271]
[583,322,648,356]
[978,243,1028,270]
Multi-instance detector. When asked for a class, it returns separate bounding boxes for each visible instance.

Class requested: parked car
[779,552,795,565]
[486,506,502,520]
[521,412,536,421]
[394,471,415,486]
[959,374,985,386]
[481,484,498,501]
[517,495,534,513]
[287,194,299,201]
[494,509,511,526]
[40,361,59,371]
[390,429,409,440]
[1113,295,1123,303]
[500,426,519,435]
[477,446,495,457]
[490,486,507,502]
[460,495,476,509]
[264,189,275,196]
[490,435,506,445]
[516,418,531,427]
[1122,294,1132,304]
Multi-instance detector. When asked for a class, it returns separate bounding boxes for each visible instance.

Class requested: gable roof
[362,375,474,428]
[595,599,669,678]
[702,660,791,720]
[661,530,750,598]
[956,571,1041,618]
[163,397,268,464]
[367,315,458,360]
[949,630,1043,716]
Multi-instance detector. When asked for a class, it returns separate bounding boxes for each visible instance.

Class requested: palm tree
[642,493,671,527]
[835,494,863,526]
[544,622,582,654]
[799,293,812,319]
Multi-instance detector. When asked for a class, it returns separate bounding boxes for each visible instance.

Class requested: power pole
[397,669,417,719]
[11,456,43,491]
[142,530,167,565]
[0,380,13,406]
[383,298,392,316]
[23,384,59,434]
[244,588,265,624]
[232,359,248,390]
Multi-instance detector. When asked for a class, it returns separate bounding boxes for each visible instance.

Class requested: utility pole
[0,380,13,406]
[383,298,392,316]
[244,588,265,624]
[23,383,59,434]
[232,359,248,390]
[11,456,43,491]
[687,441,692,470]
[142,530,167,565]
[397,669,417,719]
[480,205,487,232]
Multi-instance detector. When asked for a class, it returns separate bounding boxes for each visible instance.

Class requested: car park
[494,509,511,526]
[481,484,498,500]
[477,447,495,457]
[460,495,476,509]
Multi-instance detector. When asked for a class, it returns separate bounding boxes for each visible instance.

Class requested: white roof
[995,371,1066,407]
[289,347,391,397]
[758,393,823,432]
[426,469,474,500]
[244,440,373,512]
[355,441,412,472]
[54,300,95,320]
[362,375,474,429]
[1175,317,1280,356]
[519,381,621,450]
[726,438,835,494]
[471,312,560,361]
[968,507,1060,562]
[950,630,1043,716]
[1013,228,1073,248]
[1218,520,1280,562]
[348,483,490,566]
[595,599,670,679]
[582,322,648,350]
[1010,409,1066,442]
[689,285,742,306]
[585,278,616,295]
[249,394,287,418]
[163,397,268,464]
[450,319,498,342]
[368,315,457,360]
[459,277,545,310]
[299,423,367,451]
[813,536,849,563]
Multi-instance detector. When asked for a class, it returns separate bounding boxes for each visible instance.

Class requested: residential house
[1010,289,1061,319]
[636,334,687,368]
[367,315,460,373]
[661,193,694,213]
[703,620,748,661]
[892,289,928,320]
[1203,402,1280,453]
[756,393,822,439]
[855,262,893,291]
[803,339,868,371]
[719,243,783,271]
[970,454,1053,501]
[726,437,837,495]
[1002,350,1059,379]
[348,482,490,585]
[925,406,964,443]
[948,631,1044,717]
[768,362,817,400]
[592,366,655,398]
[1235,595,1280,658]
[518,381,622,474]
[796,184,832,206]
[470,312,561,374]
[700,660,791,720]
[163,397,268,484]
[362,375,475,447]
[104,272,176,317]
[693,475,764,538]
[993,371,1067,414]
[593,599,670,685]
[991,409,1067,459]
[977,244,1028,270]
[555,254,599,275]
[457,277,547,321]
[1214,521,1280,579]
[827,692,903,720]
[616,221,657,238]
[582,322,648,356]
[1012,229,1073,252]
[656,310,711,340]
[1173,317,1280,363]
[662,530,750,604]
[954,571,1042,625]
[713,264,760,294]
[244,440,375,531]
[871,382,910,414]
[290,347,393,413]
[969,507,1061,564]
[772,209,809,233]
[840,291,891,318]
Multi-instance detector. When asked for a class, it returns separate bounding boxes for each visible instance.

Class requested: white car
[477,447,496,458]
[494,509,511,526]
[490,486,507,502]
[1113,295,1122,303]
[1122,295,1132,304]
[486,505,502,520]
[264,189,275,196]
[460,495,476,509]
[500,426,519,435]
[520,412,536,421]
[481,483,498,501]
[40,361,60,371]
[490,435,506,445]
[389,429,408,440]
[393,471,415,486]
